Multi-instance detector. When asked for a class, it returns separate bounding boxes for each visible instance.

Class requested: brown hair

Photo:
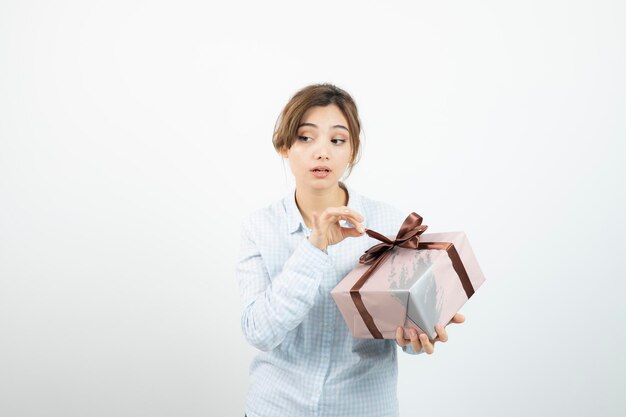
[272,83,363,180]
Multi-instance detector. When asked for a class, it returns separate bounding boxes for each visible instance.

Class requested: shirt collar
[284,181,366,234]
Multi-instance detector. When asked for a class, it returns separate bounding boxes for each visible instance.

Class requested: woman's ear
[279,146,288,158]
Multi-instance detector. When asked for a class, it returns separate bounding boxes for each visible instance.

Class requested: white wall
[1,1,624,416]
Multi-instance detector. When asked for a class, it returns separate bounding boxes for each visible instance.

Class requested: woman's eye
[298,136,345,145]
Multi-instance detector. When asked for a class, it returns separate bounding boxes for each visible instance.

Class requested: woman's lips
[311,167,330,178]
[311,169,331,178]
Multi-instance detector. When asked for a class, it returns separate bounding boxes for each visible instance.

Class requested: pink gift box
[331,213,486,340]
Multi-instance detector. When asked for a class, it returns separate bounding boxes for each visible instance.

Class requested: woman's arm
[236,216,332,352]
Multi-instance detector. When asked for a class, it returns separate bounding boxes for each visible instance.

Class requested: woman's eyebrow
[297,122,349,132]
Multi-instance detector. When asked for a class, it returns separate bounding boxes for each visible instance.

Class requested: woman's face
[281,104,353,190]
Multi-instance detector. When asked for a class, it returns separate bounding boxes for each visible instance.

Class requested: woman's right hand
[307,206,365,251]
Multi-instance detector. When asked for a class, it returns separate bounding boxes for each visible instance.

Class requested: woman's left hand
[395,313,465,354]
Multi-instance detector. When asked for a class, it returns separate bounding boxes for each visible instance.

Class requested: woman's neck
[295,182,349,229]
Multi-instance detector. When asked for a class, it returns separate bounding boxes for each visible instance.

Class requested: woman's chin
[298,177,337,189]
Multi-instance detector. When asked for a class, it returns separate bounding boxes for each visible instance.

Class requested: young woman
[236,83,465,417]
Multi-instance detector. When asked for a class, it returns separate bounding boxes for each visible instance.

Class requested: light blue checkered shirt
[236,181,422,417]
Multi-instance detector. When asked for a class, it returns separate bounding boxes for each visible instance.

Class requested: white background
[1,1,624,416]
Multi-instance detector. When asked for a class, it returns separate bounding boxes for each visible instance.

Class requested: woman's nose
[315,139,330,160]
[316,150,328,159]
[316,150,329,160]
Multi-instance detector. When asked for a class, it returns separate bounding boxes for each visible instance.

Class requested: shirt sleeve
[236,217,332,352]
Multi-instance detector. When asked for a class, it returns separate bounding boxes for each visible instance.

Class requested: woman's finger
[434,324,448,342]
[314,207,364,231]
[319,211,361,227]
[395,327,409,347]
[321,215,364,233]
[337,206,365,222]
[419,333,435,354]
[409,329,422,352]
[448,313,465,324]
[324,207,364,224]
[341,226,364,238]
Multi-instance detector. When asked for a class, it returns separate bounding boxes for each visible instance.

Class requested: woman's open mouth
[311,167,331,178]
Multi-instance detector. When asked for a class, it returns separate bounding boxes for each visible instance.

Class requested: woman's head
[273,83,362,189]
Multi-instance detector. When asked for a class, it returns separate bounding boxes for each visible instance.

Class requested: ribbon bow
[359,212,428,265]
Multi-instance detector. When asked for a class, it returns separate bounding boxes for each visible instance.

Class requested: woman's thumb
[340,226,363,238]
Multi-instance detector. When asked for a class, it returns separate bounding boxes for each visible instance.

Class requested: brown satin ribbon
[349,212,475,339]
